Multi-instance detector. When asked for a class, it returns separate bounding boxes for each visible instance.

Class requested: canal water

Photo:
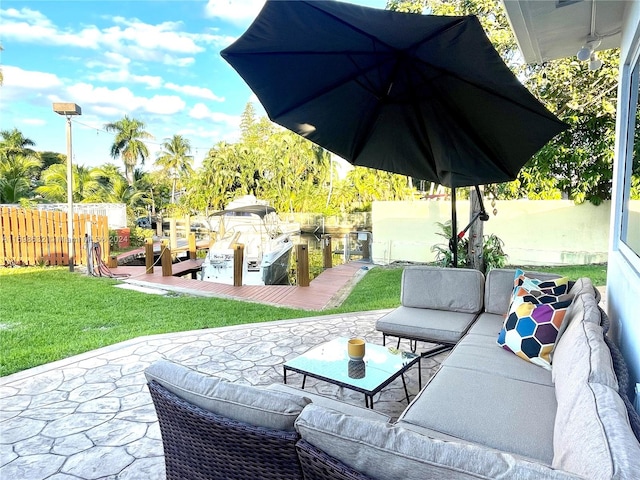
[289,232,371,284]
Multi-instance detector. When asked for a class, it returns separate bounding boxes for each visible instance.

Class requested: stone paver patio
[0,310,446,480]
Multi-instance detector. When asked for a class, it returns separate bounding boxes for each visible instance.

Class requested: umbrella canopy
[221,0,567,189]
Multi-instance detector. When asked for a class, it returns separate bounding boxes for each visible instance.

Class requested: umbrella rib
[429,72,516,181]
[418,59,566,126]
[350,51,416,163]
[302,1,407,52]
[268,53,396,119]
[401,18,567,126]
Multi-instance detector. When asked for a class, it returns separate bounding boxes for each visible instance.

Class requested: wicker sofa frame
[148,380,303,480]
[296,439,373,480]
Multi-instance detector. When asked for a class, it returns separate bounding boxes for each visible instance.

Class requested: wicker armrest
[296,439,374,480]
[600,308,640,442]
[148,380,303,480]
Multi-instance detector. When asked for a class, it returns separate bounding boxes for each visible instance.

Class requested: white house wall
[608,0,640,405]
[371,199,623,266]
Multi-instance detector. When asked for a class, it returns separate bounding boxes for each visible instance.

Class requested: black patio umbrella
[221,0,567,265]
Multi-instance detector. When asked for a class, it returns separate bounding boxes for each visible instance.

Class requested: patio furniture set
[145,266,640,480]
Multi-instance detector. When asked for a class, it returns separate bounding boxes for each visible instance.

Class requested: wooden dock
[105,260,370,311]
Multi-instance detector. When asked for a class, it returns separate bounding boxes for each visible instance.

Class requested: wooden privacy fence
[1,207,110,267]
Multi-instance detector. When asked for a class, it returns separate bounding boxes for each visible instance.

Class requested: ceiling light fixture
[589,52,603,71]
[576,0,603,71]
[577,38,601,62]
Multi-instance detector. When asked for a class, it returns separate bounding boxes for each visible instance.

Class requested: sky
[0,0,388,170]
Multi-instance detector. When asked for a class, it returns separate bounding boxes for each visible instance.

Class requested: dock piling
[188,233,197,260]
[161,240,172,276]
[145,238,154,274]
[296,244,310,287]
[233,243,244,286]
[322,235,332,269]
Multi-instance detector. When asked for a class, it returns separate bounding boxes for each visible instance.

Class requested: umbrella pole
[451,187,457,268]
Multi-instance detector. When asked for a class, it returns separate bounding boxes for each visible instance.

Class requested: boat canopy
[210,205,277,219]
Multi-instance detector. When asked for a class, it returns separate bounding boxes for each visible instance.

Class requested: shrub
[129,226,154,247]
[431,221,507,274]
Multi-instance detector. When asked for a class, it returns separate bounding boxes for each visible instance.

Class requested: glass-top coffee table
[283,337,421,408]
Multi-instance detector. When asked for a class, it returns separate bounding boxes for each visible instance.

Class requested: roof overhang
[502,0,627,63]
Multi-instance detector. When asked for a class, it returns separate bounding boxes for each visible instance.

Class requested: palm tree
[0,129,41,202]
[36,164,94,203]
[87,167,149,220]
[155,135,194,203]
[104,116,153,185]
[0,128,37,159]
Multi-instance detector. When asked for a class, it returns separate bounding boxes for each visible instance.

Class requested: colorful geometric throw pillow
[513,269,570,296]
[509,286,573,313]
[497,294,574,370]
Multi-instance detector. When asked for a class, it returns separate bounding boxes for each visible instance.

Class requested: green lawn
[0,263,606,376]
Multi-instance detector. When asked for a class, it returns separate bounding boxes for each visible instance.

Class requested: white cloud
[104,18,203,55]
[92,105,123,118]
[145,95,186,115]
[132,74,164,89]
[92,69,164,89]
[63,83,185,116]
[163,56,196,67]
[0,7,228,67]
[189,103,239,127]
[204,0,265,24]
[1,65,62,90]
[165,83,224,101]
[190,103,213,120]
[21,118,47,127]
[1,8,102,48]
[86,52,131,69]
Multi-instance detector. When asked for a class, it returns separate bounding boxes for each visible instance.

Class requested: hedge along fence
[0,207,110,266]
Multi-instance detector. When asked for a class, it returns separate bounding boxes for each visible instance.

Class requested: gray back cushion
[484,269,562,315]
[553,381,640,479]
[401,266,484,313]
[295,404,582,480]
[552,294,617,388]
[145,360,310,431]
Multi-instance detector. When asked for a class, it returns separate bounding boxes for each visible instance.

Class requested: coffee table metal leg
[401,374,410,403]
[302,374,307,389]
[365,395,374,409]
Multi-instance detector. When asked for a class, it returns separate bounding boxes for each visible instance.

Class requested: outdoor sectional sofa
[145,267,640,480]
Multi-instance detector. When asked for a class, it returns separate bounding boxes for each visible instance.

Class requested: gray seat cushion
[295,404,581,480]
[444,333,554,386]
[398,365,557,464]
[466,312,504,337]
[376,306,478,344]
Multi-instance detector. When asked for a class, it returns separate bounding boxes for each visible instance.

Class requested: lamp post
[53,103,82,272]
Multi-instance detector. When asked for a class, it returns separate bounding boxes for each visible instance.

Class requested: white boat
[201,198,297,286]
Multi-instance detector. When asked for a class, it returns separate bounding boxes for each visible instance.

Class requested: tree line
[1,0,638,226]
[0,104,415,223]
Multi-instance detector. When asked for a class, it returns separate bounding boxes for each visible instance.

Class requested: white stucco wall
[607,1,640,404]
[372,199,624,267]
